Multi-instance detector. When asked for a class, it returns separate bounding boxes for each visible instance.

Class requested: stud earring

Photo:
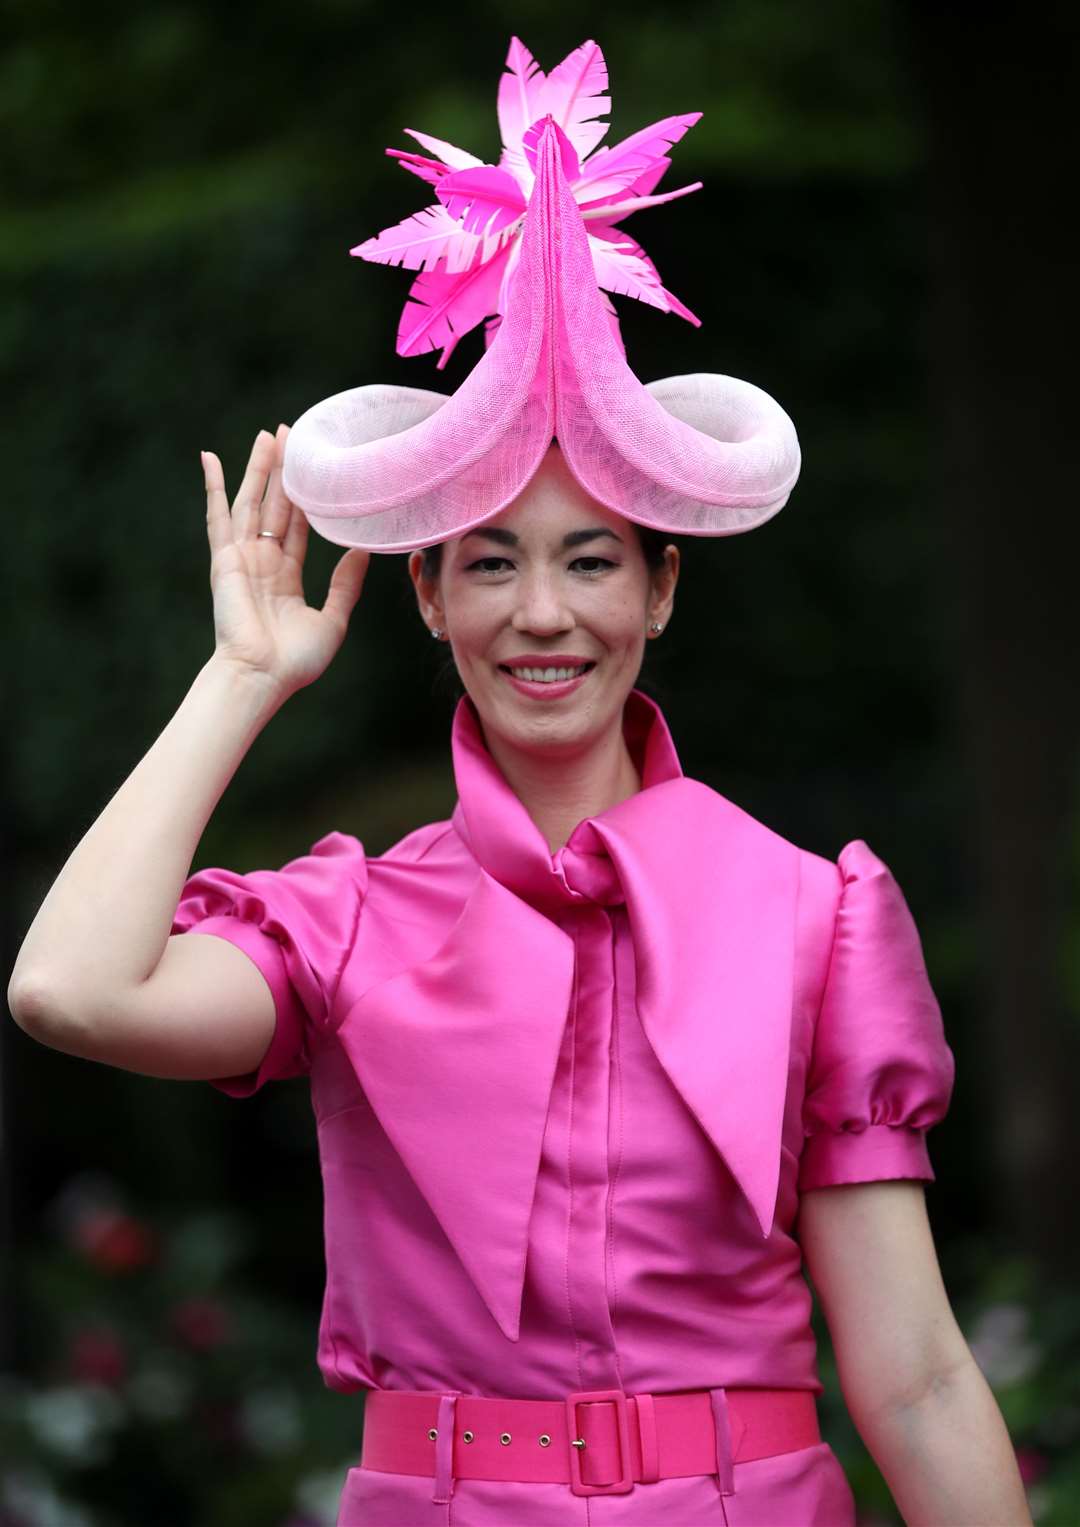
[649,622,664,635]
[430,627,443,640]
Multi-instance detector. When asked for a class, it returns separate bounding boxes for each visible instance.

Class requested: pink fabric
[281,116,801,552]
[172,690,955,1524]
[357,1386,819,1487]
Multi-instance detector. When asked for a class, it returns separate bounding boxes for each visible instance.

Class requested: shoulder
[679,782,916,956]
[680,774,845,901]
[301,818,461,880]
[371,818,458,868]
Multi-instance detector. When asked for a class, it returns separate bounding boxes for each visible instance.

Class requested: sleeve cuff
[798,1123,935,1192]
[178,915,309,1098]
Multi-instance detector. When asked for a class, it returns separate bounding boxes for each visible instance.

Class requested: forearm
[9,655,284,1027]
[853,1356,1032,1526]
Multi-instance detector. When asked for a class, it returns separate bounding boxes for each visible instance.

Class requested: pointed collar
[342,690,800,1342]
[449,688,684,912]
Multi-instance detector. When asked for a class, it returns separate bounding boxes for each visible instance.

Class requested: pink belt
[360,1385,821,1500]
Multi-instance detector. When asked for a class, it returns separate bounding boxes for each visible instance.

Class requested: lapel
[340,691,799,1342]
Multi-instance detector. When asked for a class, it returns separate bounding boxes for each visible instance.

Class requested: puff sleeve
[798,839,956,1191]
[170,831,367,1097]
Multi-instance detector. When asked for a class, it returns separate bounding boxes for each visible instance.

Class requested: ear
[648,544,680,632]
[408,549,447,636]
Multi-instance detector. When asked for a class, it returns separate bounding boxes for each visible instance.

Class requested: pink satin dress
[172,690,955,1526]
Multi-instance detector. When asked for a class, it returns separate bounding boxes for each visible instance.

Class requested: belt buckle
[564,1389,634,1496]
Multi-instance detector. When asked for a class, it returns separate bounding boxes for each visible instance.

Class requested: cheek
[442,591,502,659]
[597,588,649,645]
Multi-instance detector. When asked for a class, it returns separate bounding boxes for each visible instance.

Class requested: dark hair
[420,521,673,580]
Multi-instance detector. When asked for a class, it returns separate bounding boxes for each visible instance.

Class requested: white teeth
[507,664,588,683]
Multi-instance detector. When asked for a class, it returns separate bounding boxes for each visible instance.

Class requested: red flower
[75,1208,158,1273]
[69,1325,127,1387]
[1015,1445,1049,1485]
[169,1295,232,1351]
[194,1396,247,1451]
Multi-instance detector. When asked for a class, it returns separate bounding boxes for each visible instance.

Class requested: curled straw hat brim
[281,117,801,554]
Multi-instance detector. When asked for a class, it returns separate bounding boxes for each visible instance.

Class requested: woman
[8,425,1032,1525]
[10,52,1031,1527]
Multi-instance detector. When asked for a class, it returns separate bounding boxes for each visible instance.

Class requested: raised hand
[202,424,370,698]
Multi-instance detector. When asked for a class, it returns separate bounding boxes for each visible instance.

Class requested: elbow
[7,969,94,1052]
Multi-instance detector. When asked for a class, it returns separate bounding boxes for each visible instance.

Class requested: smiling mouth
[498,662,596,684]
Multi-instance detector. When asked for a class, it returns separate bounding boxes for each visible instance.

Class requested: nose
[511,567,574,637]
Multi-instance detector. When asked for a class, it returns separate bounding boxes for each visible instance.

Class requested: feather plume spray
[352,35,702,369]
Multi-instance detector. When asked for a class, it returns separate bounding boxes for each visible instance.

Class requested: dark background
[3,2,1078,1522]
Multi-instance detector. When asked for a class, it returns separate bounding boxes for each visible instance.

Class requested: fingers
[258,424,293,543]
[270,424,313,568]
[323,547,371,628]
[202,450,234,557]
[232,430,278,541]
[282,489,310,565]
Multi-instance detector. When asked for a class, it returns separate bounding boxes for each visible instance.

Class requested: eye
[465,556,514,574]
[570,556,616,575]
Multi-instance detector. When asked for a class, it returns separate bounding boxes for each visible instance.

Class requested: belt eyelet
[462,1430,475,1443]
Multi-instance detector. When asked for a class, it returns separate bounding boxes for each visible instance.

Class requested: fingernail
[200,450,207,468]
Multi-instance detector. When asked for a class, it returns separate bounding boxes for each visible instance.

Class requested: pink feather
[435,165,527,237]
[574,112,701,202]
[351,203,481,275]
[358,36,704,366]
[589,227,700,325]
[397,242,513,367]
[401,128,484,170]
[580,179,704,223]
[535,39,610,163]
[497,37,546,184]
[385,148,452,187]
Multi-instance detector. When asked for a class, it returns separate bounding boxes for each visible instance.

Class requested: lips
[497,658,596,700]
[497,656,596,683]
[499,663,593,683]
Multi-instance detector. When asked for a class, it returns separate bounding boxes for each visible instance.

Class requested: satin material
[357,1387,821,1483]
[173,689,955,1524]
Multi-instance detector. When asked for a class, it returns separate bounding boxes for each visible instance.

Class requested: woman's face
[408,446,678,761]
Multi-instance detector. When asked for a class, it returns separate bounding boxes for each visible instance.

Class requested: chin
[475,674,632,759]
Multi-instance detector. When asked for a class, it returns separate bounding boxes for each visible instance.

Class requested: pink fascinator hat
[281,37,801,553]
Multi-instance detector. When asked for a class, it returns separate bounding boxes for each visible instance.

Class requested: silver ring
[257,530,283,542]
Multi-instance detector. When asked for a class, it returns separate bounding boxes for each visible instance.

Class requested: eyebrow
[460,527,624,549]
